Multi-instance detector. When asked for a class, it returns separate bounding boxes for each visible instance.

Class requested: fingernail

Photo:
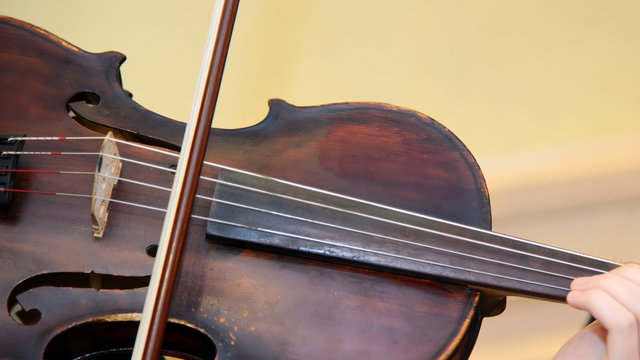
[566,290,582,302]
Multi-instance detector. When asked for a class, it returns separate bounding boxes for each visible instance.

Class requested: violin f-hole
[67,91,101,107]
[7,271,150,325]
[43,318,216,360]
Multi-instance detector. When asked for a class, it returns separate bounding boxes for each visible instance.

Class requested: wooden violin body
[0,16,496,359]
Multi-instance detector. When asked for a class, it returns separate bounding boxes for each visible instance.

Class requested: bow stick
[132,1,240,358]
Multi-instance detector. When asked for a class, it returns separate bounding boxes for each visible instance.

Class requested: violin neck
[206,169,619,302]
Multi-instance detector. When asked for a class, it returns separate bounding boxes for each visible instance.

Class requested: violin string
[199,175,615,274]
[0,185,573,292]
[189,211,575,293]
[1,169,577,281]
[3,148,617,277]
[195,194,579,281]
[2,169,172,191]
[5,138,619,273]
[8,136,616,269]
[3,151,173,173]
[5,148,616,276]
[0,187,166,212]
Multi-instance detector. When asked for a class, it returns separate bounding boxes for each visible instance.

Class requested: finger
[611,263,640,286]
[572,264,640,290]
[571,271,640,320]
[574,264,640,289]
[573,264,640,359]
[567,289,640,360]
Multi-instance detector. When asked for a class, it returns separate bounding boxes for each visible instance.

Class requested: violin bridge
[91,131,121,238]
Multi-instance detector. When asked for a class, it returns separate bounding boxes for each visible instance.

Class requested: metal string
[6,136,614,267]
[0,186,573,292]
[3,168,579,282]
[5,148,618,276]
[3,137,619,282]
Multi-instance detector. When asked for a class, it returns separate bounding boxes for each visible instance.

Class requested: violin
[0,7,634,360]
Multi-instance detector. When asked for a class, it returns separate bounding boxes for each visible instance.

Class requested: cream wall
[2,1,640,359]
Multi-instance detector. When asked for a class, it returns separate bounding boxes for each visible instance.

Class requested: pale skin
[553,263,640,360]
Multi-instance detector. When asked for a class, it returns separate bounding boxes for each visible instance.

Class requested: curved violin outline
[7,271,150,325]
[43,316,216,360]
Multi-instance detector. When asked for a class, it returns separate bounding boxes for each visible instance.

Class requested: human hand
[553,263,640,360]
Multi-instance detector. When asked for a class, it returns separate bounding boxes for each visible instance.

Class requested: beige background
[2,1,640,358]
